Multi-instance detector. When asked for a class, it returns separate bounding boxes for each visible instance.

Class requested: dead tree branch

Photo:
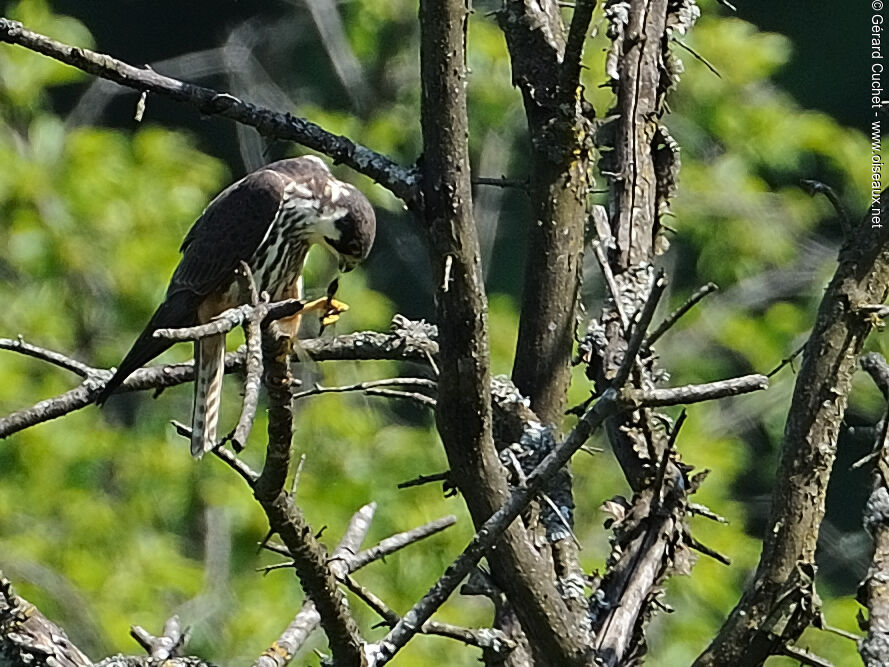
[419,0,591,663]
[697,191,889,665]
[255,503,376,667]
[253,326,364,665]
[852,352,889,667]
[500,0,594,425]
[369,389,625,665]
[254,513,457,667]
[0,18,419,205]
[859,469,889,666]
[0,316,439,439]
[0,573,92,667]
[574,2,702,664]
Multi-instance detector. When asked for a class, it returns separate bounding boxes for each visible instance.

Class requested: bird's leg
[302,277,348,332]
[275,282,305,338]
[302,294,349,328]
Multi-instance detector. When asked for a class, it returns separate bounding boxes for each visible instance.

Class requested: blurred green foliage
[0,0,877,665]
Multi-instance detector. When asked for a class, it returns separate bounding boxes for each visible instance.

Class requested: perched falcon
[96,156,376,456]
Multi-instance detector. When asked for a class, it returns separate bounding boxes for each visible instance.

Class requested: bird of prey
[95,156,376,456]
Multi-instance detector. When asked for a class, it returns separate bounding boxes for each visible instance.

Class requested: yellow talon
[303,296,349,327]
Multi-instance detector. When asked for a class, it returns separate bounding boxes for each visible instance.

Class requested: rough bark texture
[596,0,675,492]
[0,576,92,667]
[860,482,889,666]
[500,0,593,426]
[578,2,697,663]
[254,329,365,667]
[697,193,889,665]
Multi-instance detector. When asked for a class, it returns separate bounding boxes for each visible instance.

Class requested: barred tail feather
[191,334,226,458]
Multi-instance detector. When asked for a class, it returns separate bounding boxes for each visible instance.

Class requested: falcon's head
[321,183,376,273]
[269,156,376,273]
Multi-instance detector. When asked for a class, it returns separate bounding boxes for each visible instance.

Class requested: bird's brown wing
[95,169,287,405]
[169,168,288,298]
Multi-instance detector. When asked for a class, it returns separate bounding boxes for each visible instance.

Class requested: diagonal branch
[253,326,364,665]
[697,192,889,665]
[0,337,96,378]
[559,0,598,101]
[254,513,457,667]
[369,389,625,665]
[254,503,376,667]
[0,17,419,205]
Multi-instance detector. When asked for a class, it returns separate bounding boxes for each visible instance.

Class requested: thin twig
[291,453,308,495]
[612,271,667,388]
[801,179,850,230]
[342,575,514,653]
[650,410,686,516]
[506,450,580,550]
[171,420,259,485]
[780,644,835,667]
[362,388,436,407]
[232,263,264,451]
[0,336,99,378]
[629,374,769,407]
[593,243,631,332]
[472,176,529,189]
[643,282,717,350]
[766,341,807,378]
[559,0,598,102]
[130,616,188,659]
[397,471,451,489]
[292,377,436,401]
[817,617,861,643]
[688,503,727,524]
[0,319,439,439]
[673,40,721,79]
[685,534,731,566]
